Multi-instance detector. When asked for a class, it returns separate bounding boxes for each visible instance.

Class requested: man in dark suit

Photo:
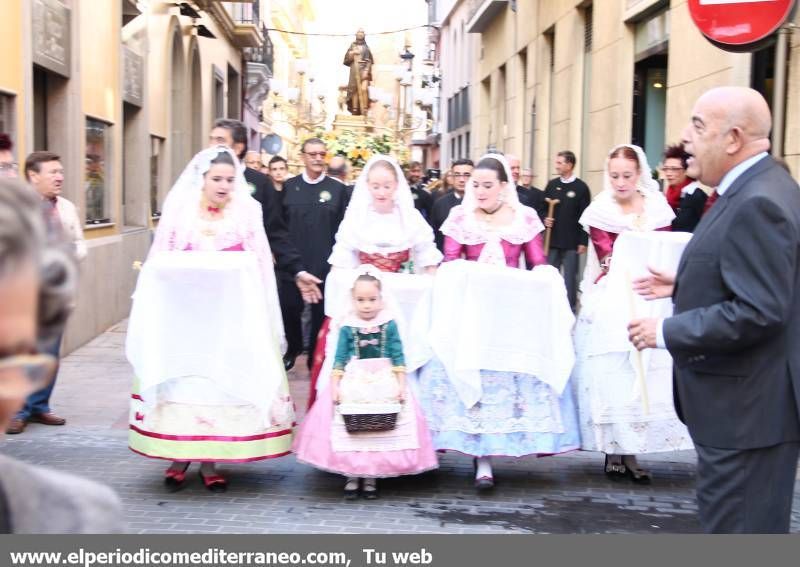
[209,120,322,369]
[628,87,800,533]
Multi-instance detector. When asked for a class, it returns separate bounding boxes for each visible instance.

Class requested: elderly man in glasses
[278,138,349,370]
[0,178,122,533]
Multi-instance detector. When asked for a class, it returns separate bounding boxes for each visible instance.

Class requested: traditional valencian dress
[127,147,294,463]
[307,155,442,405]
[293,277,438,478]
[417,154,581,458]
[573,144,693,455]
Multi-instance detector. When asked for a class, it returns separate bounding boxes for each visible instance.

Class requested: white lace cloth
[126,251,285,426]
[574,231,693,453]
[428,260,575,408]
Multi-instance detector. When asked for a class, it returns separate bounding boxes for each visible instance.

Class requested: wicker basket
[338,403,402,433]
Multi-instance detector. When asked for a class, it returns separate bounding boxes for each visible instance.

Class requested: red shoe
[164,463,190,492]
[199,471,227,493]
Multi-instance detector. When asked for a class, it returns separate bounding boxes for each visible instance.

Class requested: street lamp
[265,66,327,161]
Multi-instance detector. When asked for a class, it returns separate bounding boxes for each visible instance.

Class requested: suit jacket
[671,184,708,233]
[244,167,304,276]
[0,454,123,533]
[517,186,545,219]
[410,184,434,223]
[663,156,800,449]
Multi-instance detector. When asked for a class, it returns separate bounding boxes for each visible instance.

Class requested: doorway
[632,53,667,167]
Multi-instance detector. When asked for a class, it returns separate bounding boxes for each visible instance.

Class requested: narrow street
[4,321,797,534]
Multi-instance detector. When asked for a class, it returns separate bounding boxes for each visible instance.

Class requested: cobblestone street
[3,322,799,534]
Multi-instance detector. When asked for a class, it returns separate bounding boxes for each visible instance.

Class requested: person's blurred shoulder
[0,454,123,534]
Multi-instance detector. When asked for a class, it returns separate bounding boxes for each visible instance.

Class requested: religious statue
[343,28,373,116]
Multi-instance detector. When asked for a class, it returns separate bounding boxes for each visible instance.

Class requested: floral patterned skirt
[129,375,295,463]
[417,358,580,457]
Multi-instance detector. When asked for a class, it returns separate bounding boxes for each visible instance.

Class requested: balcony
[227,0,264,47]
[466,0,508,34]
[201,0,264,48]
[243,29,272,111]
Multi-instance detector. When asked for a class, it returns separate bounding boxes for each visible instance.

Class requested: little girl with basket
[292,267,438,499]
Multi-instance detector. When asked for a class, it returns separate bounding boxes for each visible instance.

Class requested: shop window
[0,93,15,140]
[85,117,112,225]
[150,136,164,218]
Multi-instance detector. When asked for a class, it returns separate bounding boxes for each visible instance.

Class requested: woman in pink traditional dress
[573,144,692,483]
[128,147,293,492]
[417,154,581,490]
[306,155,442,405]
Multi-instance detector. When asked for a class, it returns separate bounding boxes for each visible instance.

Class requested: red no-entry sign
[688,0,797,51]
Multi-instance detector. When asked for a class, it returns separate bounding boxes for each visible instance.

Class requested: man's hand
[544,217,554,229]
[296,271,323,304]
[577,245,587,255]
[627,318,659,351]
[633,266,676,300]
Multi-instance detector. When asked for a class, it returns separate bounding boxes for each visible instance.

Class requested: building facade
[440,0,799,192]
[436,0,480,169]
[0,0,272,352]
[260,0,315,165]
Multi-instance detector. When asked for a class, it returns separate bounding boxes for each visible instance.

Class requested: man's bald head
[699,86,771,140]
[244,151,263,170]
[507,155,521,183]
[327,155,349,181]
[682,87,772,187]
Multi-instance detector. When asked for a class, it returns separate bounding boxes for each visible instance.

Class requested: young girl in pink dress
[293,268,438,499]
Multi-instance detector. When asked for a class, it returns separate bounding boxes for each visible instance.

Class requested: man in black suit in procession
[628,87,800,533]
[208,120,323,311]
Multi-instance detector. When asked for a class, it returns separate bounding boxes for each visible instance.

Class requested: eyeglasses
[661,166,685,172]
[0,353,57,399]
[303,151,327,159]
[0,162,19,173]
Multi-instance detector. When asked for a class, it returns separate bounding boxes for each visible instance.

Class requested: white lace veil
[338,154,418,243]
[150,145,257,256]
[461,153,524,213]
[601,144,660,195]
[339,263,400,327]
[579,143,675,288]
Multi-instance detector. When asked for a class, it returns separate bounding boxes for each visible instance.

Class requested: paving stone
[2,320,798,534]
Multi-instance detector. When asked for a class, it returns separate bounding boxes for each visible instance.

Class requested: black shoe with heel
[604,455,627,481]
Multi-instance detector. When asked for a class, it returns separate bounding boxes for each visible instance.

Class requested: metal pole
[771,25,790,158]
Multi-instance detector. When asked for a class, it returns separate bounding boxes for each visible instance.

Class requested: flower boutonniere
[319,190,332,203]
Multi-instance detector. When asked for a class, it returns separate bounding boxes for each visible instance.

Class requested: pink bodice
[443,234,546,268]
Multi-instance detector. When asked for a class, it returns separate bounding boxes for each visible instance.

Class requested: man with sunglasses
[0,178,122,532]
[279,138,348,369]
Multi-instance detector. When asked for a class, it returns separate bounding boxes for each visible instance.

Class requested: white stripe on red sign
[699,0,776,4]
